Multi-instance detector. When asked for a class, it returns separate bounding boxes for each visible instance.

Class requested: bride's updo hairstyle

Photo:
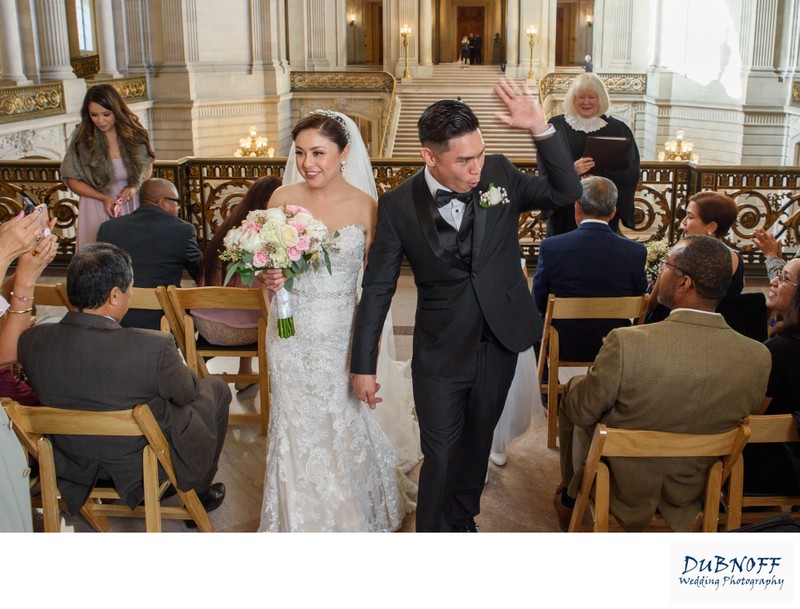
[291,110,350,151]
[564,73,610,119]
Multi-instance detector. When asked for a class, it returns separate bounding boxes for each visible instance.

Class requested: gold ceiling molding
[0,83,65,124]
[93,77,148,103]
[538,73,647,98]
[291,71,395,93]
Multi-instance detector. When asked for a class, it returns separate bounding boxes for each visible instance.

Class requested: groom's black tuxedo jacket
[351,132,582,377]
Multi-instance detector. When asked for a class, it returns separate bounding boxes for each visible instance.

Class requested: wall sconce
[400,25,412,79]
[525,25,537,81]
[349,14,355,26]
[586,15,593,27]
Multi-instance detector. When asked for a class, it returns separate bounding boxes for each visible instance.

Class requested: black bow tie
[435,189,472,208]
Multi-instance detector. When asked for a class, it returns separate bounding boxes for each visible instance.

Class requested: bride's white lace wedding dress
[259,225,414,532]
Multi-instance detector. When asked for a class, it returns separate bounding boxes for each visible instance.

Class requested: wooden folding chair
[128,286,170,333]
[165,285,270,434]
[33,283,71,308]
[723,413,800,530]
[3,398,214,532]
[568,420,751,532]
[537,294,649,449]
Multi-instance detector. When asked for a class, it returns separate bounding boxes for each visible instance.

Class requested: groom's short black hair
[418,99,480,152]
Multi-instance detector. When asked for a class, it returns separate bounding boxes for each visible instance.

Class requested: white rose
[279,224,300,247]
[238,229,263,253]
[486,188,504,205]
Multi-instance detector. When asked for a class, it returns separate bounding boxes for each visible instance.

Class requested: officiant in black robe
[544,73,640,236]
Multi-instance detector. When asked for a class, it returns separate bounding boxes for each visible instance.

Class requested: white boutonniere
[478,183,510,208]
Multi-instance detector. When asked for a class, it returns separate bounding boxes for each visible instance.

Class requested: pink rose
[289,220,306,233]
[296,236,310,251]
[244,221,262,232]
[287,246,302,261]
[253,250,270,268]
[284,204,304,215]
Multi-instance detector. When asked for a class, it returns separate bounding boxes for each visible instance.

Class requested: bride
[258,110,417,532]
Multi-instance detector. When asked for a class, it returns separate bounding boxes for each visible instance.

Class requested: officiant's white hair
[564,73,610,117]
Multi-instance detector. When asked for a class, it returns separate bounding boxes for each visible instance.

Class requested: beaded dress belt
[291,288,356,299]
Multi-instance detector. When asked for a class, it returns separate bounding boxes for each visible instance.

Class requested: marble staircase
[391,62,539,159]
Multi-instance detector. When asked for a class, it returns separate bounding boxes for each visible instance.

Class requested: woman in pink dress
[60,84,154,251]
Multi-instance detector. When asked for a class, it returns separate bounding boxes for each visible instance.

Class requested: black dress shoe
[185,482,225,529]
[553,488,574,532]
[451,519,478,532]
[197,482,226,513]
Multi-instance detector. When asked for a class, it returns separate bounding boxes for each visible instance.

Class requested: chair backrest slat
[600,425,749,458]
[9,404,142,437]
[549,295,650,320]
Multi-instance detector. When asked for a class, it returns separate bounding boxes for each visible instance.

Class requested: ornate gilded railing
[0,83,65,124]
[1,158,798,268]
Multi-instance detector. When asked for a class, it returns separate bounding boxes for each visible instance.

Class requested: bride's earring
[341,162,346,173]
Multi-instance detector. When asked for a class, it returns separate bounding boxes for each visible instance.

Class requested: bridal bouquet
[220,204,335,338]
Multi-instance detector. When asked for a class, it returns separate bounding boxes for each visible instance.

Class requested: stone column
[34,0,76,80]
[0,0,33,84]
[125,0,153,74]
[419,0,432,67]
[95,0,122,78]
[506,0,519,68]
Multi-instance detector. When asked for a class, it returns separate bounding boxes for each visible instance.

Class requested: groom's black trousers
[412,333,518,532]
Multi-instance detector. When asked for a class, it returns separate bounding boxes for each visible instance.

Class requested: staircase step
[391,64,537,158]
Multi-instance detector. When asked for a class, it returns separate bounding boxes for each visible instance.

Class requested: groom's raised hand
[351,373,382,410]
[494,77,549,136]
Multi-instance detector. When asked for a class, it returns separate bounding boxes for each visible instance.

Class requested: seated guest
[0,210,57,532]
[742,257,800,495]
[192,176,280,386]
[648,191,742,322]
[555,236,770,531]
[0,209,58,404]
[18,243,230,517]
[97,177,202,329]
[533,175,647,362]
[752,226,799,281]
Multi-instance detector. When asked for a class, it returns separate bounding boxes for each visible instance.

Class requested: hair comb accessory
[310,109,351,142]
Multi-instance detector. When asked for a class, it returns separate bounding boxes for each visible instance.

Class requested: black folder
[582,136,631,172]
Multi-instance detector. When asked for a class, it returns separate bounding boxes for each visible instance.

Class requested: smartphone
[26,201,51,236]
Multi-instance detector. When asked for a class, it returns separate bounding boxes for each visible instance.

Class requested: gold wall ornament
[538,72,647,98]
[94,77,148,102]
[792,80,800,106]
[71,55,100,79]
[0,84,65,124]
[290,71,394,93]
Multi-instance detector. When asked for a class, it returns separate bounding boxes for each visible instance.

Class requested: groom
[351,78,583,532]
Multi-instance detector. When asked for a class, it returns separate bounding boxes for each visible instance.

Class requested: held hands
[494,77,549,136]
[752,227,781,259]
[350,373,382,409]
[574,157,595,176]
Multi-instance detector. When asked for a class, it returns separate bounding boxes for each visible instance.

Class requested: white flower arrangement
[478,183,510,208]
[645,238,670,281]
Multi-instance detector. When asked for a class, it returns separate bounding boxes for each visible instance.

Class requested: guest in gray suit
[97,177,202,330]
[18,243,230,516]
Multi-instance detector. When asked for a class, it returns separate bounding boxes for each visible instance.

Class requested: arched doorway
[555,0,594,67]
[348,0,383,65]
[436,0,506,65]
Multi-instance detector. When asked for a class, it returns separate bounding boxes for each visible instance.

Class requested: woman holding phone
[61,84,154,250]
